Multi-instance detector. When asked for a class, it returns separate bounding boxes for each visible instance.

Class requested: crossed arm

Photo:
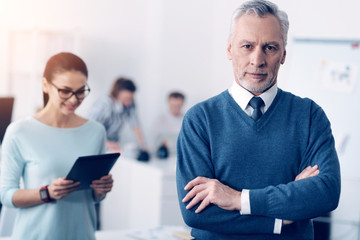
[183,165,320,215]
[176,106,340,235]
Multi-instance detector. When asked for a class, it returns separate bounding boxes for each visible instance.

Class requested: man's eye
[265,46,276,51]
[242,44,252,49]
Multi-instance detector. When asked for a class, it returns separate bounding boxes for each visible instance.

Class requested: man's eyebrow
[265,41,281,46]
[236,40,281,46]
[237,40,255,45]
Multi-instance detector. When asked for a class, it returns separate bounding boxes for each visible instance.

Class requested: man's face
[168,97,184,117]
[227,14,286,95]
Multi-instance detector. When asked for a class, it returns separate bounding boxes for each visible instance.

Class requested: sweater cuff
[241,189,281,234]
[240,189,251,215]
[249,188,268,216]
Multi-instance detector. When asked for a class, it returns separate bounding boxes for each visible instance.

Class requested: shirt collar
[228,80,278,112]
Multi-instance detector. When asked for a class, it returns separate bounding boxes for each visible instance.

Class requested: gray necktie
[249,97,264,121]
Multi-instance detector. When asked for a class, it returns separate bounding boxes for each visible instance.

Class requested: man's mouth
[246,72,267,79]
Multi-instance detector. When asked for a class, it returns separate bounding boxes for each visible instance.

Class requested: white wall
[1,0,359,140]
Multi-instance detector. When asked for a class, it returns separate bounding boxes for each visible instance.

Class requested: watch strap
[40,185,54,203]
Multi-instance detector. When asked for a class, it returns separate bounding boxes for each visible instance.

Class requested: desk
[96,226,191,240]
[100,156,184,230]
[0,226,192,240]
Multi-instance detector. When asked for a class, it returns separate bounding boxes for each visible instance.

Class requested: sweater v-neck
[222,89,283,129]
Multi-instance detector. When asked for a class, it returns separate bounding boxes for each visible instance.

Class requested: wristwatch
[39,185,54,203]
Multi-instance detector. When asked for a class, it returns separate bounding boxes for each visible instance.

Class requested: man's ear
[226,38,232,60]
[42,77,49,93]
[281,50,286,64]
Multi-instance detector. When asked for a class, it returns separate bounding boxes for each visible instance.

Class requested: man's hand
[295,165,319,181]
[182,176,241,214]
[183,165,320,215]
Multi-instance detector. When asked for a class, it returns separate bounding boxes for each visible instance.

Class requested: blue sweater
[176,89,341,240]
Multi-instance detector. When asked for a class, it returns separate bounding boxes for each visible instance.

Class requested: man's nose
[250,47,266,68]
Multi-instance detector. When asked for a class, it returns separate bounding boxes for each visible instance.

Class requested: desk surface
[97,226,191,240]
[0,226,192,240]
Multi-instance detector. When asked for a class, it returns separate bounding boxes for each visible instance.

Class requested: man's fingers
[295,165,319,181]
[182,177,242,213]
[185,190,208,210]
[184,176,209,191]
[310,169,320,177]
[195,197,211,214]
[283,220,294,225]
[297,166,312,180]
[306,165,319,178]
[183,184,206,203]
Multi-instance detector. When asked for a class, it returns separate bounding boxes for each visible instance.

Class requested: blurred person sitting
[88,77,147,153]
[152,91,185,157]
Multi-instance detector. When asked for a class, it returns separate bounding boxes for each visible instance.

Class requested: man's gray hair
[229,0,289,46]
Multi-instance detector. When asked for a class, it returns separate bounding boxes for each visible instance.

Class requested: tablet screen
[66,153,120,190]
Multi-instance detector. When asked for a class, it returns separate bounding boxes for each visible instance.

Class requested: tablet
[66,153,120,190]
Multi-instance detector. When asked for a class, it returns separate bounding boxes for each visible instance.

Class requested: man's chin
[242,82,274,94]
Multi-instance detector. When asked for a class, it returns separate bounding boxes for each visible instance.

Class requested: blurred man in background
[152,91,185,157]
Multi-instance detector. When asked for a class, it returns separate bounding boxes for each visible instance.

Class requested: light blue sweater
[0,117,106,240]
[176,89,341,240]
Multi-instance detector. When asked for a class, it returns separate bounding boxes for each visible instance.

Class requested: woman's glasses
[49,82,91,100]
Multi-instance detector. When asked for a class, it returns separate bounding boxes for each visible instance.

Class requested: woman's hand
[91,174,114,201]
[48,177,80,200]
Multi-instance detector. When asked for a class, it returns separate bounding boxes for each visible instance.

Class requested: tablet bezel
[66,153,120,190]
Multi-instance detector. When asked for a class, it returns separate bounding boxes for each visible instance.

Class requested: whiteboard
[285,38,360,181]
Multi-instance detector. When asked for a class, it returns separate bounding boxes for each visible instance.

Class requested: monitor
[0,97,14,144]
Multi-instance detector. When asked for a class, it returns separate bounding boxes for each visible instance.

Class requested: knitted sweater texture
[176,89,340,240]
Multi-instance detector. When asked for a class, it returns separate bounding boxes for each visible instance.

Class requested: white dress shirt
[228,80,282,234]
[151,111,184,155]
